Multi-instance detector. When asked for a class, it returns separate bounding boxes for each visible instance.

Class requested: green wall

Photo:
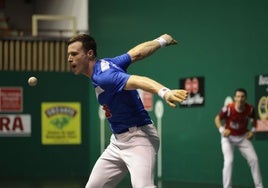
[89,0,268,186]
[0,72,90,179]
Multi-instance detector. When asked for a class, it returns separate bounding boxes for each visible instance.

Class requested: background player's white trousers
[85,124,159,188]
[221,137,263,188]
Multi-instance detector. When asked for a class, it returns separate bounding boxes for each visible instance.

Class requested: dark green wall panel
[0,72,90,178]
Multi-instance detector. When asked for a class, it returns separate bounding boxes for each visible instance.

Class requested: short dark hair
[68,34,97,57]
[234,88,247,97]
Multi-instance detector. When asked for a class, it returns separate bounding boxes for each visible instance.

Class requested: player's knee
[248,156,259,166]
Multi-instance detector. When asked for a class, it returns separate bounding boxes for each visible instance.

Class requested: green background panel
[0,72,90,178]
[89,0,268,186]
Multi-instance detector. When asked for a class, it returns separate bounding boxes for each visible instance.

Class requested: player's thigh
[221,138,234,161]
[238,139,258,161]
[125,145,156,188]
[86,145,128,188]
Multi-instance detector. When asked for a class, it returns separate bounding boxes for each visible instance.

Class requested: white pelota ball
[28,76,38,86]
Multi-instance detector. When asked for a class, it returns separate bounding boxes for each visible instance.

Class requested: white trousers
[221,136,263,188]
[85,124,160,188]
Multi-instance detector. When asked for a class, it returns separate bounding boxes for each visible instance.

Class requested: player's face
[234,91,246,107]
[67,42,89,75]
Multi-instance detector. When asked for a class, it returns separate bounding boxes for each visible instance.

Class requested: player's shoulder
[221,102,234,113]
[92,60,113,83]
[226,102,235,109]
[245,102,253,107]
[245,103,254,110]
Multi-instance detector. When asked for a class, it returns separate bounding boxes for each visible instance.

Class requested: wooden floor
[0,177,252,188]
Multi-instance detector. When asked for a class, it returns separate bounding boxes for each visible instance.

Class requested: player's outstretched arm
[127,34,178,63]
[125,75,187,108]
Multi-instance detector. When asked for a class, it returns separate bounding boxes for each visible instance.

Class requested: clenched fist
[160,34,178,46]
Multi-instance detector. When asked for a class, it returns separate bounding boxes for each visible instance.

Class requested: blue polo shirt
[91,53,152,133]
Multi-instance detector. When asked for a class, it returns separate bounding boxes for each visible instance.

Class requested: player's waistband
[114,124,149,134]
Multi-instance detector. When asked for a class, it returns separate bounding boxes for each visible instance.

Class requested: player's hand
[160,34,178,46]
[163,89,188,108]
[222,129,231,137]
[246,131,254,140]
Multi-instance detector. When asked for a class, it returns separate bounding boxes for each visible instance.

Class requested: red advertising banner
[0,87,23,112]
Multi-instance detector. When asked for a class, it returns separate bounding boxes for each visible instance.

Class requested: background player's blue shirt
[91,53,152,133]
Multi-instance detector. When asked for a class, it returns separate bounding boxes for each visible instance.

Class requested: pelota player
[67,33,188,188]
[214,88,263,188]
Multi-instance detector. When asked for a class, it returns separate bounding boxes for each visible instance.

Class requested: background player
[214,88,263,188]
[67,33,188,188]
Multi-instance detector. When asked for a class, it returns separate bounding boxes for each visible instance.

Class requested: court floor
[118,179,251,188]
[0,177,252,188]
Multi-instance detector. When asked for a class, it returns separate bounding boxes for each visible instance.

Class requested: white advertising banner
[0,114,31,136]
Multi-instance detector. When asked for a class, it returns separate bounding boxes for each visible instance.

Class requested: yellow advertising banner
[41,102,81,145]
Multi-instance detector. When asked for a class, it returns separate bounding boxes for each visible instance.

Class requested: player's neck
[84,59,97,78]
[235,103,245,112]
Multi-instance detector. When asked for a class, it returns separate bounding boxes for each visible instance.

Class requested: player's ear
[87,49,94,57]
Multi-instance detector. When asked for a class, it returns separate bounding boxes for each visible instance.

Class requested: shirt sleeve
[98,58,131,94]
[218,106,228,119]
[250,105,256,118]
[105,70,130,93]
[104,53,131,71]
[249,105,257,127]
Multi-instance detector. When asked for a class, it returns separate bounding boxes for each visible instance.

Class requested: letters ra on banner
[0,114,31,137]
